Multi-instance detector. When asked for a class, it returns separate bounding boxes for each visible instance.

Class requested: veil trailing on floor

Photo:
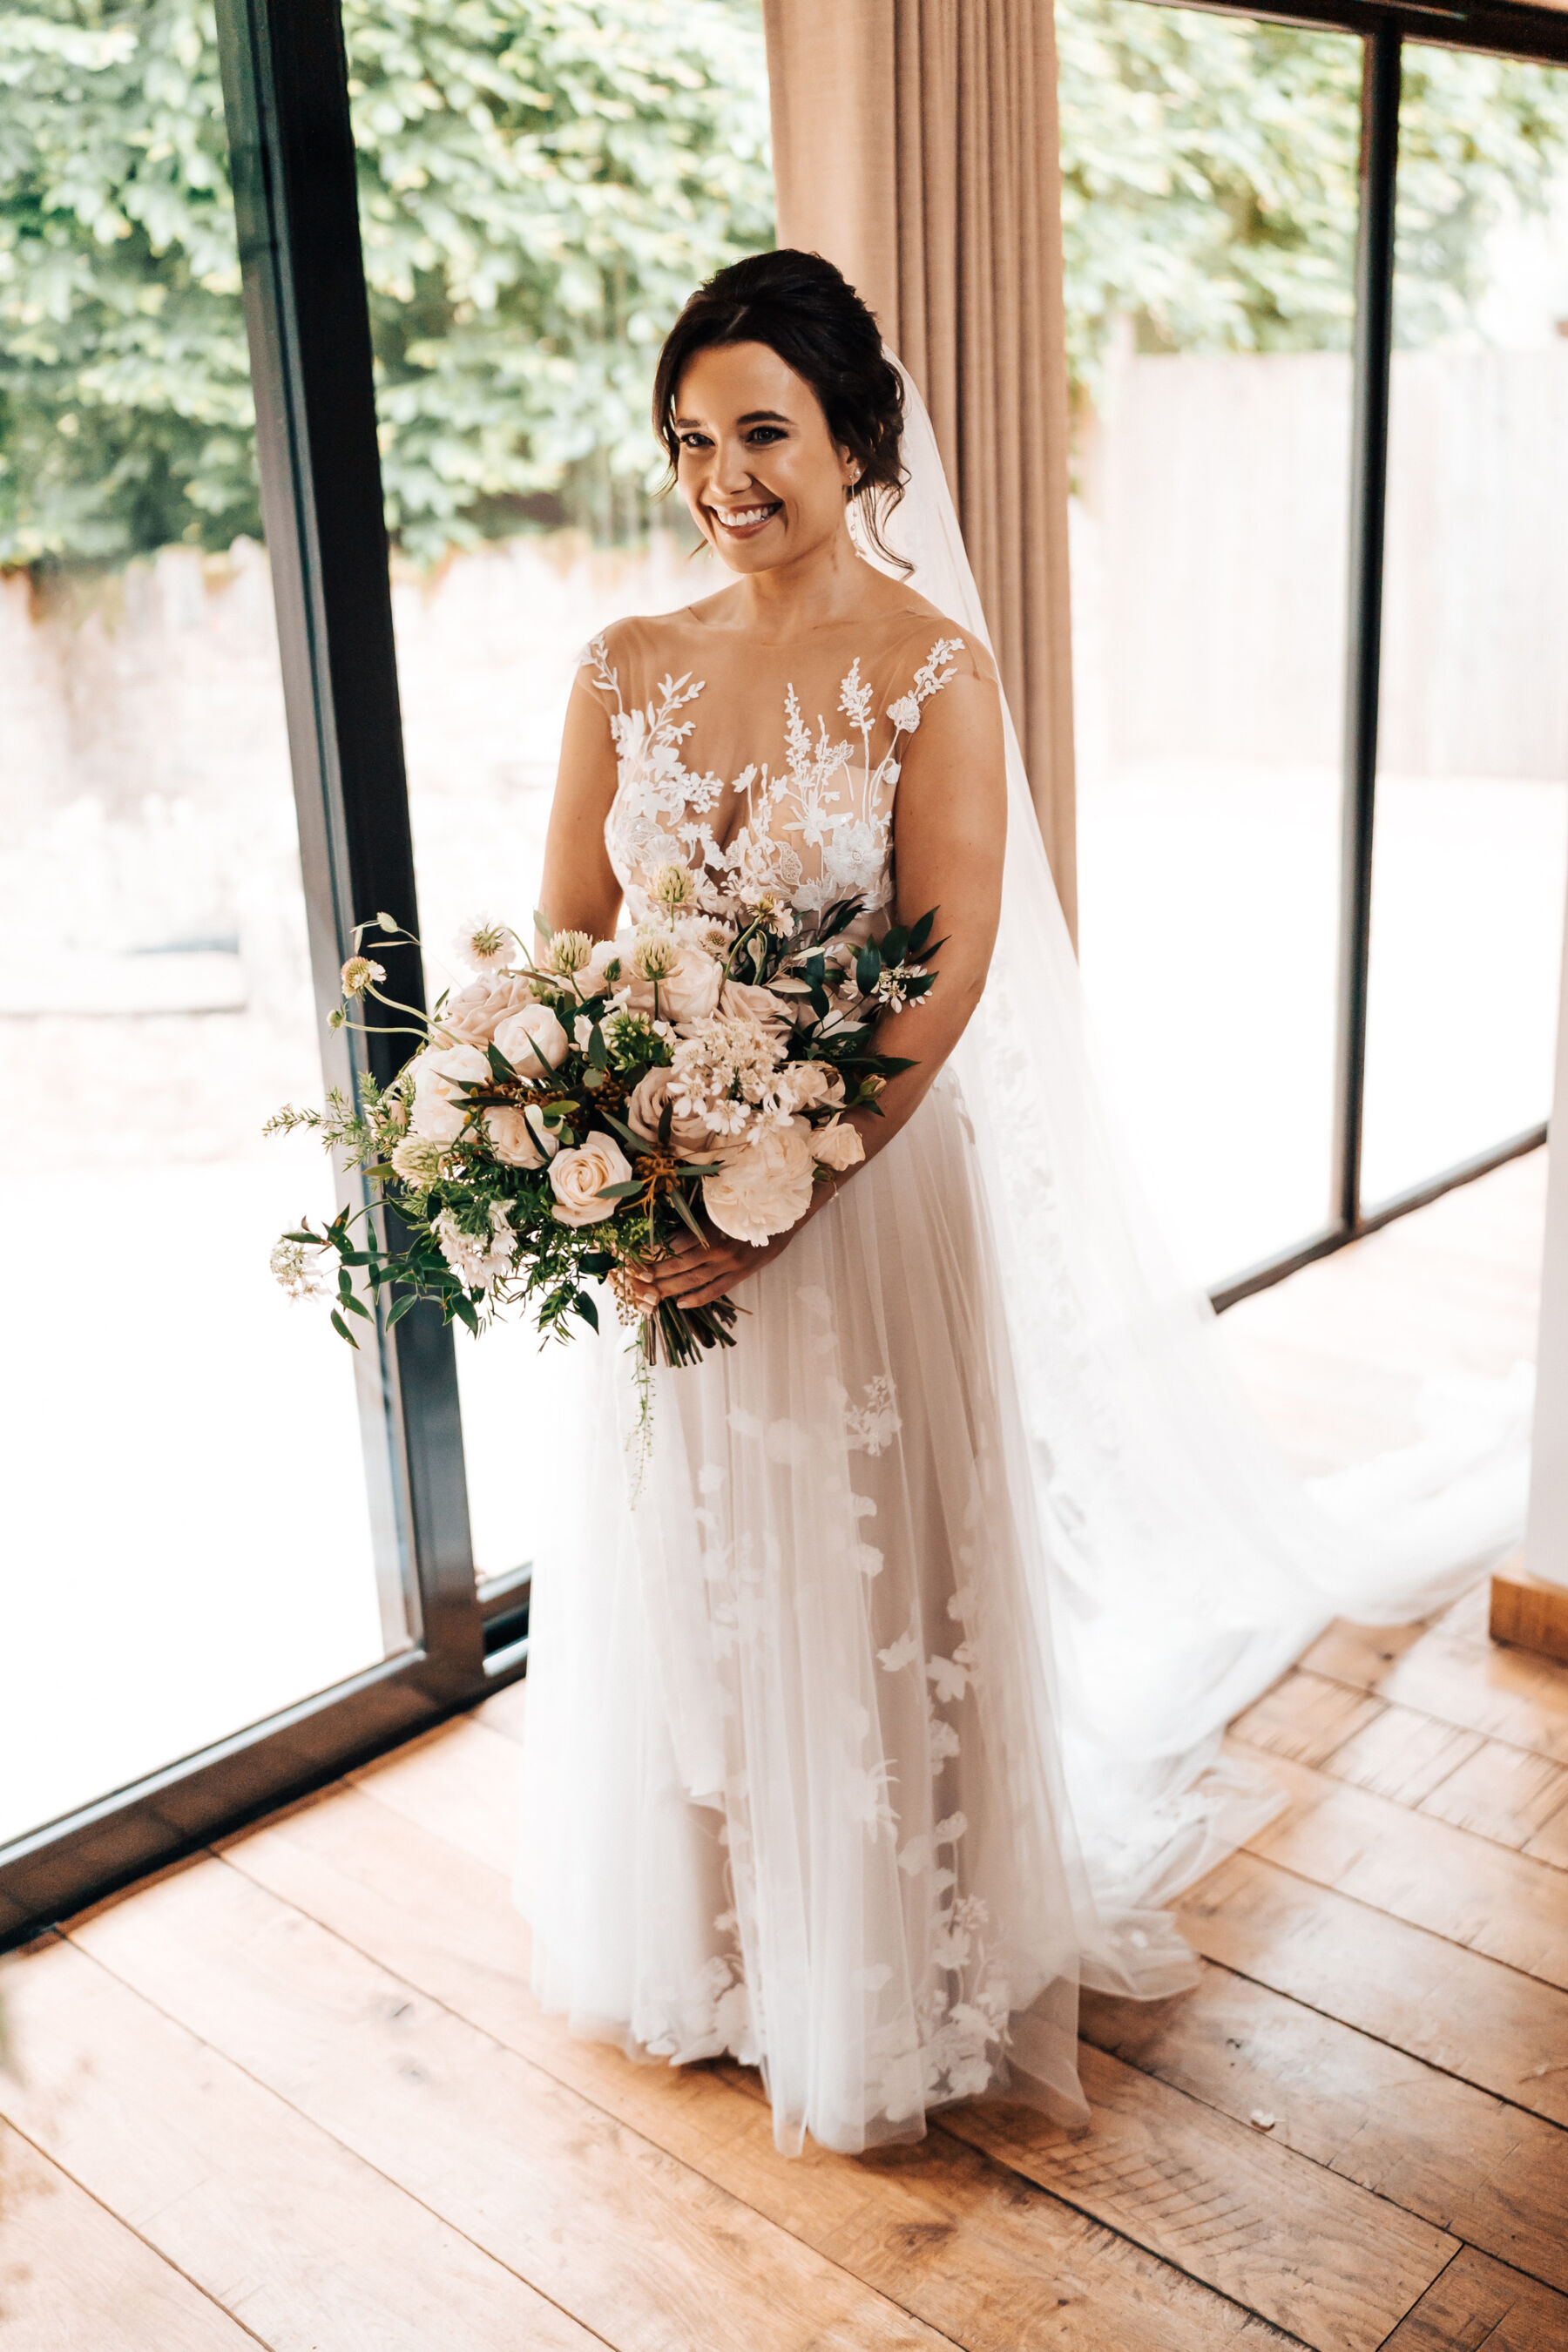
[856,357,1532,1912]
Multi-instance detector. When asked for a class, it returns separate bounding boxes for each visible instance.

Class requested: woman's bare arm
[639,666,1008,1311]
[537,677,624,944]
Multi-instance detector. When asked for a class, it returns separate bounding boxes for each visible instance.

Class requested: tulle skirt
[517,1070,1198,2156]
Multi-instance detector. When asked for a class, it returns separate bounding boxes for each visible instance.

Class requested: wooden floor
[4,1153,1566,2352]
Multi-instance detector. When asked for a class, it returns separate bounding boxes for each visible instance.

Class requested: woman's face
[672,340,860,574]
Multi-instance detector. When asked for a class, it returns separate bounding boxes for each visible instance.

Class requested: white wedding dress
[517,368,1530,2156]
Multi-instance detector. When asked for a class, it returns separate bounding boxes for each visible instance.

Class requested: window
[1067,0,1568,1301]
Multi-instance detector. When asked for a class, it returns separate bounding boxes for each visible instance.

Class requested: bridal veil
[868,355,1531,1914]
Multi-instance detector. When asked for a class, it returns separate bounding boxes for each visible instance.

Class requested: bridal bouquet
[267,872,939,1370]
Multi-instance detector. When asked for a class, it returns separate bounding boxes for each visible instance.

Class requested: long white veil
[854,358,1532,1910]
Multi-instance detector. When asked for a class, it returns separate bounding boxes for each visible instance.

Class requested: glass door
[0,0,410,1853]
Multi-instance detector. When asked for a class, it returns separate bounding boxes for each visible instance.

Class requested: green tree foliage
[1058,0,1568,386]
[3,0,1565,566]
[0,0,772,564]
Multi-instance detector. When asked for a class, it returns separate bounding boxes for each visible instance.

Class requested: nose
[710,434,758,500]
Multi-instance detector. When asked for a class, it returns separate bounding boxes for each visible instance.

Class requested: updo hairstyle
[652,249,909,567]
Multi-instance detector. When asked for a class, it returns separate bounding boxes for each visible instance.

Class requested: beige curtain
[762,0,1078,936]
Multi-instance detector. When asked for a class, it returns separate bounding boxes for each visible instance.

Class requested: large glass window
[0,3,399,1848]
[1362,43,1568,1205]
[1062,0,1362,1290]
[338,0,773,1585]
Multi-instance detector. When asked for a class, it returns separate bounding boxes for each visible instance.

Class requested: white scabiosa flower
[453,915,515,974]
[271,1238,328,1301]
[340,955,386,997]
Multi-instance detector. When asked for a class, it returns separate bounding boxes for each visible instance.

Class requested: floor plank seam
[1372,2246,1468,2352]
[1049,2034,1479,2268]
[199,1851,982,2352]
[1233,1841,1568,1997]
[931,2123,1317,2350]
[1232,1728,1568,1889]
[0,2110,278,2351]
[54,1924,627,2352]
[1180,1949,1568,2140]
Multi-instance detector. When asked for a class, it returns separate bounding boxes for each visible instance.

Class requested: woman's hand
[627,1189,832,1313]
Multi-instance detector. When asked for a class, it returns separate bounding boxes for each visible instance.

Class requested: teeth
[717,504,778,528]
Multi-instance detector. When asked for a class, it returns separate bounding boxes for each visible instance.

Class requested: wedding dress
[516,365,1530,2156]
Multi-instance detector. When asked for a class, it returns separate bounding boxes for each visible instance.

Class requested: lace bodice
[580,615,983,928]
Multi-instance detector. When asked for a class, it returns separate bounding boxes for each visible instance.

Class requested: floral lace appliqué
[591,632,963,925]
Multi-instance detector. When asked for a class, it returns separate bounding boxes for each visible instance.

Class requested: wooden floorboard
[0,2119,262,2351]
[224,1774,1303,2350]
[1379,2248,1568,2352]
[0,1931,601,2351]
[8,1151,1565,2350]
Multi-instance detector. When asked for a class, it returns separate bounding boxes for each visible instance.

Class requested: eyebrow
[672,409,793,429]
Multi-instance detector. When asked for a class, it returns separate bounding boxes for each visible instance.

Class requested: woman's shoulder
[874,597,998,695]
[581,607,706,668]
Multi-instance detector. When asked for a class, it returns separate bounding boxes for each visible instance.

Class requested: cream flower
[483,1104,559,1169]
[544,928,594,977]
[549,1134,633,1227]
[433,971,536,1049]
[408,1041,490,1143]
[781,1060,846,1113]
[810,1117,866,1173]
[719,977,793,1035]
[433,1201,514,1293]
[578,936,629,996]
[492,1003,570,1078]
[340,955,385,998]
[453,915,516,974]
[651,862,695,911]
[270,1238,328,1301]
[390,1134,445,1188]
[702,1119,816,1247]
[887,693,922,734]
[622,940,723,1028]
[625,1066,740,1163]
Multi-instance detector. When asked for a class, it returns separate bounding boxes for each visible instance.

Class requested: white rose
[719,977,793,1035]
[408,1041,490,1143]
[702,1119,816,1247]
[781,1060,846,1113]
[810,1117,866,1173]
[888,693,922,734]
[434,971,536,1049]
[625,1065,740,1162]
[483,1104,558,1169]
[492,1002,570,1078]
[578,936,631,997]
[549,1133,634,1227]
[623,942,723,1028]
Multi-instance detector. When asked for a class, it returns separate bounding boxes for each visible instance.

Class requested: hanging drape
[761,0,1078,936]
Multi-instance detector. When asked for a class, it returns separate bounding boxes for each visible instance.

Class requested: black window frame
[4,0,1565,1945]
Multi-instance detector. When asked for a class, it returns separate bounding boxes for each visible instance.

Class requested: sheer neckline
[665,597,952,649]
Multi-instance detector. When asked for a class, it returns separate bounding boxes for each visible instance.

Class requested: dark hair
[652,249,908,567]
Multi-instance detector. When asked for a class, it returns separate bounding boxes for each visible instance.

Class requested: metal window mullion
[1331,20,1402,1234]
[216,0,479,1686]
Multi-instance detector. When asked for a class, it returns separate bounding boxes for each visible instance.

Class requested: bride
[515,247,1526,2157]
